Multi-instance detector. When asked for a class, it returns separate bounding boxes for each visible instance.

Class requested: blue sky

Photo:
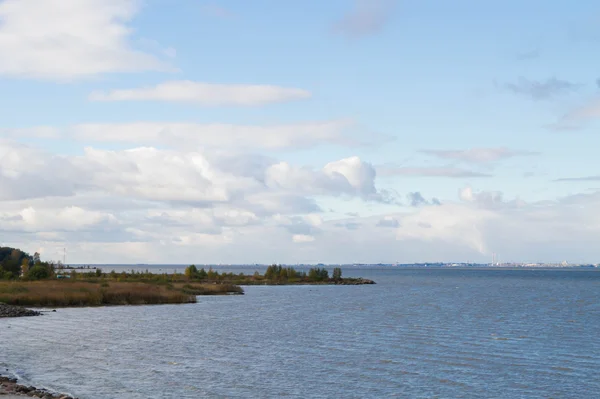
[1,0,600,264]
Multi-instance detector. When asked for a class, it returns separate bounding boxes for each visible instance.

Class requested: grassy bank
[0,281,242,307]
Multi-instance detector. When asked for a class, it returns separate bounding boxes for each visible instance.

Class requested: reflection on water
[1,268,599,398]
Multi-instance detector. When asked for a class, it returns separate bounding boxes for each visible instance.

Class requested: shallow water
[1,268,599,398]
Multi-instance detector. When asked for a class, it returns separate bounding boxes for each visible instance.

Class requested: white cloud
[10,120,359,151]
[0,141,386,212]
[292,234,315,243]
[21,206,117,231]
[0,0,170,80]
[4,188,600,264]
[265,156,381,200]
[3,139,600,264]
[0,139,79,200]
[89,80,311,105]
[75,147,259,204]
[1,205,117,232]
[394,204,495,255]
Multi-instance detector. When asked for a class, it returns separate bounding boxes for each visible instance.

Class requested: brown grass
[0,281,236,307]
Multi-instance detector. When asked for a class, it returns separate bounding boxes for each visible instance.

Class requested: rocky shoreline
[0,304,41,318]
[333,278,375,285]
[0,376,75,399]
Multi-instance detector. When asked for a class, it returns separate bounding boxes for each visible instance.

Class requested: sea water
[1,268,599,398]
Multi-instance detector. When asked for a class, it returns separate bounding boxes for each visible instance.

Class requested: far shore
[0,265,375,310]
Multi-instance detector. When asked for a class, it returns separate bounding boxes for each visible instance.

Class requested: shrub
[27,265,50,280]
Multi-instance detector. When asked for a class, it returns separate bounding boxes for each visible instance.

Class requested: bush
[27,265,50,280]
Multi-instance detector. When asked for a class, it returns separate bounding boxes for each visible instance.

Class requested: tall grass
[0,281,203,307]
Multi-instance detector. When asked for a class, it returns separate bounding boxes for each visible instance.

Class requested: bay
[1,268,599,398]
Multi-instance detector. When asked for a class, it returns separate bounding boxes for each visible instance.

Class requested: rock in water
[0,303,41,318]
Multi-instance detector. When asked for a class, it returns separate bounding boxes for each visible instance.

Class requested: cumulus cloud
[0,142,388,218]
[265,156,383,200]
[89,81,311,106]
[5,181,600,263]
[74,147,258,205]
[420,147,538,164]
[3,137,600,263]
[333,0,395,37]
[0,140,81,200]
[504,77,580,100]
[0,0,171,80]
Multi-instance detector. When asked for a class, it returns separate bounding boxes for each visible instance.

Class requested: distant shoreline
[66,263,599,269]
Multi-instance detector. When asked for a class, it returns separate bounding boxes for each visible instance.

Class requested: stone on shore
[334,278,376,285]
[0,304,41,318]
[0,376,74,399]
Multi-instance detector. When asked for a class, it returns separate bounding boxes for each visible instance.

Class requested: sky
[1,0,600,264]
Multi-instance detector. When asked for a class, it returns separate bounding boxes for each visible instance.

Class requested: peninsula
[0,247,374,310]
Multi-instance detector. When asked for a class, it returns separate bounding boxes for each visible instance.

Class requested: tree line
[184,264,343,283]
[0,247,56,280]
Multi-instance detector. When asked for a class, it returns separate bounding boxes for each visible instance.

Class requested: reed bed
[0,281,243,307]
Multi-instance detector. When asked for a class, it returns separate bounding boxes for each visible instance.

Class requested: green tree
[279,267,288,279]
[308,267,329,281]
[28,265,50,280]
[207,267,218,280]
[332,267,342,280]
[185,265,198,279]
[264,265,275,280]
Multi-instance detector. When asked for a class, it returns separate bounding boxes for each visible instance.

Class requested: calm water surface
[1,268,599,398]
